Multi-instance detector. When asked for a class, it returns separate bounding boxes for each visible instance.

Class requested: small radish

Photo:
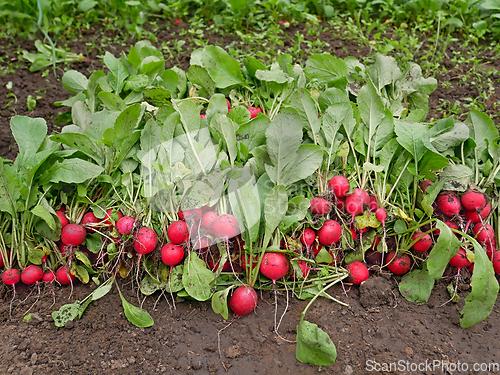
[436,191,461,217]
[57,205,66,212]
[61,224,87,246]
[81,212,100,232]
[365,249,382,265]
[167,221,189,245]
[248,106,262,118]
[230,285,258,316]
[161,243,185,266]
[260,252,289,283]
[492,251,500,274]
[56,265,76,285]
[211,214,240,239]
[386,252,411,275]
[201,211,219,230]
[473,223,495,245]
[375,207,387,227]
[420,179,433,193]
[369,195,379,212]
[461,190,487,212]
[116,216,135,236]
[317,220,342,245]
[328,175,350,198]
[345,188,370,218]
[346,261,369,285]
[349,227,357,240]
[300,228,316,253]
[104,208,123,227]
[56,211,69,229]
[178,208,202,222]
[21,265,43,285]
[310,197,331,215]
[449,248,471,269]
[464,203,491,224]
[193,236,211,251]
[200,114,206,119]
[2,269,21,286]
[312,243,322,256]
[0,251,7,268]
[333,197,346,211]
[411,232,432,253]
[241,254,258,270]
[133,227,158,255]
[294,260,311,279]
[42,270,56,283]
[226,99,231,110]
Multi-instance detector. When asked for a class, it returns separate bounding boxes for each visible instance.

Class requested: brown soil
[1,22,500,375]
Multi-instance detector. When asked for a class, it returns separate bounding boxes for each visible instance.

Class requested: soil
[1,21,500,375]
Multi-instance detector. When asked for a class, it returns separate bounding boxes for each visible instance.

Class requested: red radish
[300,228,316,252]
[312,243,323,256]
[161,243,184,266]
[193,236,211,251]
[207,257,231,272]
[369,195,379,212]
[0,251,7,268]
[248,106,262,118]
[226,99,231,109]
[386,252,411,275]
[317,220,342,245]
[241,254,258,270]
[375,207,387,227]
[42,270,56,283]
[56,211,69,229]
[201,211,219,230]
[461,190,487,212]
[116,216,135,236]
[333,197,346,211]
[449,248,472,269]
[200,114,206,119]
[61,224,87,246]
[81,212,100,232]
[492,251,500,274]
[21,265,43,285]
[346,262,369,285]
[56,265,76,285]
[174,18,182,24]
[365,249,382,265]
[178,208,202,222]
[328,175,350,198]
[349,227,357,240]
[310,197,331,215]
[57,241,69,257]
[104,209,123,227]
[420,179,433,193]
[355,225,369,233]
[411,232,432,253]
[294,260,311,279]
[260,252,289,283]
[133,227,158,255]
[436,191,461,217]
[486,241,497,259]
[464,203,491,224]
[167,221,189,245]
[345,188,370,218]
[371,236,381,250]
[211,214,239,239]
[230,285,258,316]
[2,269,21,285]
[57,206,66,212]
[473,223,495,245]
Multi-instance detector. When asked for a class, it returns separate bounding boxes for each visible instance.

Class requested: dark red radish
[317,220,342,245]
[420,179,433,193]
[260,252,289,283]
[310,197,331,215]
[167,221,189,245]
[328,175,350,198]
[349,227,357,240]
[116,216,135,236]
[61,224,87,246]
[248,106,262,118]
[386,252,411,275]
[21,265,43,285]
[212,214,240,239]
[300,228,316,252]
[0,251,7,268]
[201,211,219,230]
[345,188,370,218]
[375,207,387,227]
[365,249,382,265]
[486,241,497,259]
[42,270,56,283]
[104,209,123,227]
[133,227,158,255]
[369,195,379,212]
[207,257,231,272]
[411,232,432,253]
[161,243,184,266]
[333,197,346,211]
[2,269,21,286]
[449,248,471,269]
[371,236,381,250]
[346,261,369,285]
[230,285,258,316]
[312,243,323,256]
[461,190,487,212]
[81,212,100,232]
[56,211,69,229]
[473,223,495,247]
[464,203,491,228]
[492,251,500,274]
[436,191,461,217]
[241,254,258,270]
[56,265,76,285]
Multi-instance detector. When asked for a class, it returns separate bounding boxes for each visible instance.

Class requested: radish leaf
[296,319,337,366]
[212,286,232,320]
[399,268,435,303]
[426,220,462,279]
[182,252,215,301]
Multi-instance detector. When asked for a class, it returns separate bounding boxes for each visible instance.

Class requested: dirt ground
[1,21,500,375]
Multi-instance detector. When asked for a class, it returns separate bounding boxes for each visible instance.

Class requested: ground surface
[1,22,500,375]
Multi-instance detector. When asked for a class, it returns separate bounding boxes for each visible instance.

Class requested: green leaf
[394,120,430,163]
[143,87,171,107]
[187,65,215,96]
[74,265,89,284]
[90,279,113,300]
[140,274,166,296]
[263,184,288,245]
[52,301,82,327]
[439,164,473,192]
[228,106,251,125]
[296,319,337,366]
[28,247,45,265]
[182,252,215,301]
[290,88,321,144]
[10,116,47,170]
[75,250,92,268]
[103,51,129,93]
[50,132,104,165]
[211,114,238,165]
[305,54,348,85]
[211,286,232,320]
[62,70,88,94]
[468,110,499,159]
[199,46,245,88]
[399,268,435,303]
[117,285,154,328]
[255,62,288,84]
[367,54,403,93]
[280,144,323,186]
[98,91,126,111]
[429,118,469,153]
[236,115,270,150]
[228,184,261,243]
[31,205,56,231]
[161,264,184,292]
[45,159,104,184]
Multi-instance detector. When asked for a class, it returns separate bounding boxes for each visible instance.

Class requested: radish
[200,114,206,119]
[375,207,387,227]
[56,211,69,229]
[300,228,316,253]
[369,195,379,212]
[317,220,342,245]
[56,265,76,285]
[201,211,219,230]
[365,249,382,265]
[81,212,100,232]
[346,261,369,285]
[133,227,158,255]
[178,208,202,222]
[57,205,66,213]
[345,188,369,218]
[61,224,87,246]
[211,214,239,239]
[226,99,231,110]
[349,227,357,240]
[241,254,258,270]
[0,251,7,268]
[21,265,43,285]
[449,248,471,269]
[464,203,491,224]
[420,179,433,193]
[116,216,135,236]
[310,197,331,215]
[411,232,432,253]
[333,197,345,211]
[486,241,497,259]
[248,106,262,118]
[328,175,350,198]
[104,209,123,227]
[436,191,461,217]
[386,252,411,275]
[492,251,500,274]
[230,285,258,316]
[193,236,211,251]
[293,260,311,280]
[473,223,495,245]
[2,269,21,285]
[312,243,322,256]
[207,257,231,272]
[461,190,487,212]
[371,236,381,250]
[260,252,289,283]
[161,243,185,266]
[42,270,56,283]
[167,221,189,245]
